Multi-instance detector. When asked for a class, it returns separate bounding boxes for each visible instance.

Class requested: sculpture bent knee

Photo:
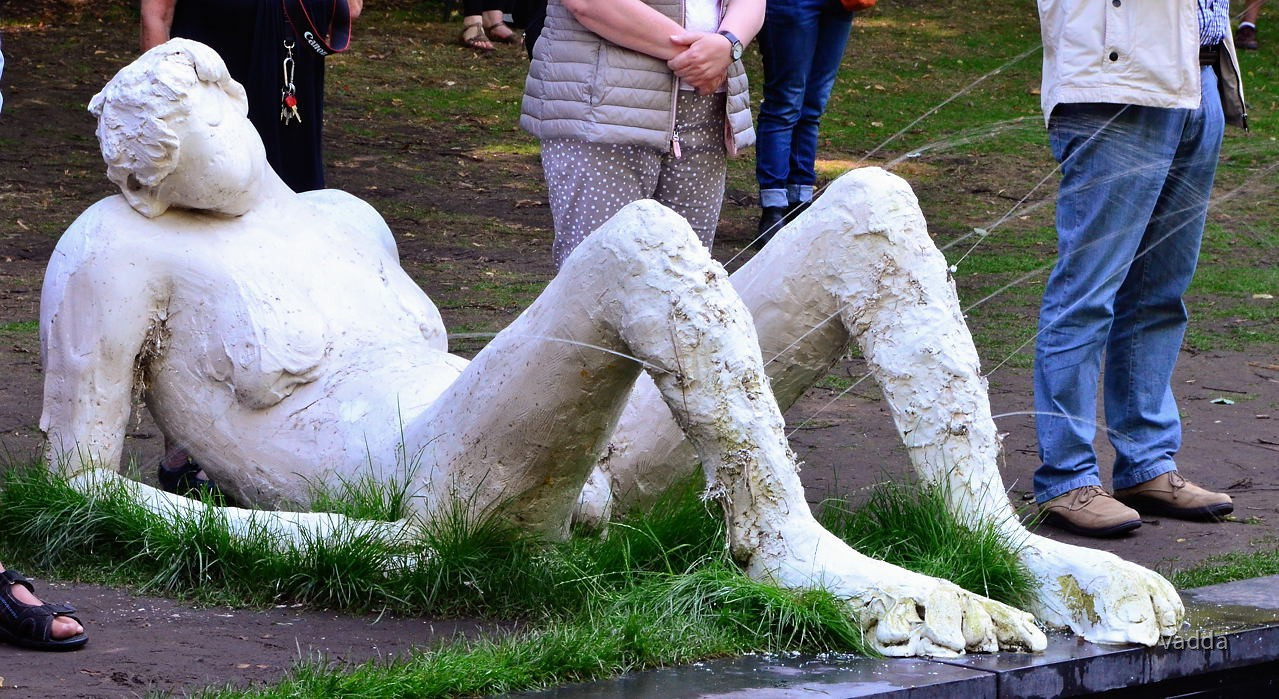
[40,39,1181,657]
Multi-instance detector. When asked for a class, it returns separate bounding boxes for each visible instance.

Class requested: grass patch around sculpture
[1168,541,1279,590]
[819,480,1037,611]
[0,464,1031,695]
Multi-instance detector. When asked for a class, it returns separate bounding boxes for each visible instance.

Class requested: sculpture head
[89,39,266,218]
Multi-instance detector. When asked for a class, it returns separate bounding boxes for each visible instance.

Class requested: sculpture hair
[88,39,248,217]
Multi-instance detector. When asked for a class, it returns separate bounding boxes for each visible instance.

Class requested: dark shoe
[158,457,224,502]
[1236,24,1259,51]
[754,206,788,249]
[1040,485,1142,537]
[1114,472,1234,521]
[0,569,88,651]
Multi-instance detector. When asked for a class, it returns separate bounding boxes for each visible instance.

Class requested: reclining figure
[40,40,1181,657]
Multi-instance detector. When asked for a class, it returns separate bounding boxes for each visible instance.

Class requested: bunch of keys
[280,39,301,125]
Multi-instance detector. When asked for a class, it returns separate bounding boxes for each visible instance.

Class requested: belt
[1200,43,1221,66]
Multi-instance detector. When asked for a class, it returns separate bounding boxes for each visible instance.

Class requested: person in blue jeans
[753,0,853,246]
[1032,0,1245,537]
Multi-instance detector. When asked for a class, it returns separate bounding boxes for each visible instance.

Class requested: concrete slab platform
[523,575,1279,698]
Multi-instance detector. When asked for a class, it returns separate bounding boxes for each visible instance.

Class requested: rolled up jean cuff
[760,188,789,208]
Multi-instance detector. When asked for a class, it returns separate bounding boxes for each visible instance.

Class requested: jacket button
[1112,0,1120,6]
[1109,51,1119,61]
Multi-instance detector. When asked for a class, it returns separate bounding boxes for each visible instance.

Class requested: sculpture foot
[1018,532,1183,645]
[746,519,1047,657]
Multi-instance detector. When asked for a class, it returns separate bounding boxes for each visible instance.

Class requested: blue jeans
[1033,67,1225,503]
[755,0,853,209]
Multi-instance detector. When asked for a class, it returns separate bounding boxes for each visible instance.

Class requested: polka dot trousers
[542,91,728,269]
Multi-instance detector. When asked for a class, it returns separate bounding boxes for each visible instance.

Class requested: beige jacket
[520,0,755,155]
[1038,0,1246,128]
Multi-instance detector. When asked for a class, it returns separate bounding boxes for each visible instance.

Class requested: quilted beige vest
[520,0,755,154]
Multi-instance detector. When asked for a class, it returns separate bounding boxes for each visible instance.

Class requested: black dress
[172,0,328,192]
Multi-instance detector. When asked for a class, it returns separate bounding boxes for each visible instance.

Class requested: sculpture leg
[756,167,1182,645]
[399,198,846,539]
[592,167,1178,646]
[592,167,1019,517]
[807,171,1182,646]
[426,194,1042,656]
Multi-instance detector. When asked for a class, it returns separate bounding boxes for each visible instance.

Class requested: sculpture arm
[39,210,164,472]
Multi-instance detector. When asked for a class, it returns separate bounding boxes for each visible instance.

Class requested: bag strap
[282,0,352,56]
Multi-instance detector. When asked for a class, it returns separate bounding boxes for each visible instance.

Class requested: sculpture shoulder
[300,189,398,256]
[300,188,380,217]
[53,195,165,262]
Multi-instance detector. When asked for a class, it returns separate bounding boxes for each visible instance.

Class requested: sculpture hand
[746,518,1047,657]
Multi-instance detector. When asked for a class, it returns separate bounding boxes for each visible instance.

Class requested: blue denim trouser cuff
[760,188,789,208]
[1036,474,1104,504]
[1112,461,1176,491]
[787,184,815,204]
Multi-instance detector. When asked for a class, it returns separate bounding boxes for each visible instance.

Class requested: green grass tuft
[819,479,1036,610]
[0,465,1044,696]
[1168,541,1279,590]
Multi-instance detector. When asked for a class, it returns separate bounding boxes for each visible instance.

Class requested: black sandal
[157,457,224,502]
[0,569,88,651]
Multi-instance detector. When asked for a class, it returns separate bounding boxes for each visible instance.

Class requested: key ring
[282,39,296,91]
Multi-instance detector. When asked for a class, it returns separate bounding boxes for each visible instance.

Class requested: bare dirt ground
[1,2,1278,697]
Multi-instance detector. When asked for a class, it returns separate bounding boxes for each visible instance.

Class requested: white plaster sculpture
[40,39,1180,657]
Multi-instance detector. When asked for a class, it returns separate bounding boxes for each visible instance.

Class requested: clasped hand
[667,32,732,95]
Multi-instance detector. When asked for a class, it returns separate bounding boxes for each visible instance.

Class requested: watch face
[720,31,743,61]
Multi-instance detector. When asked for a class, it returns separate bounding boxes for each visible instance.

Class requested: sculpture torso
[42,189,467,505]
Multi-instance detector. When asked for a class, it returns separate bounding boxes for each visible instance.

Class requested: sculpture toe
[1021,537,1186,646]
[865,583,1045,657]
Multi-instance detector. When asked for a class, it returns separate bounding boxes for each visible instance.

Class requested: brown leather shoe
[1236,24,1260,51]
[1040,485,1142,537]
[1114,472,1234,521]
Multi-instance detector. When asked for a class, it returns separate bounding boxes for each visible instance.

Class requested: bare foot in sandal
[482,9,519,44]
[0,564,88,651]
[459,15,494,52]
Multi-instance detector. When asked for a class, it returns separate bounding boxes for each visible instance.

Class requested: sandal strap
[1,571,80,644]
[1,568,35,595]
[43,601,79,616]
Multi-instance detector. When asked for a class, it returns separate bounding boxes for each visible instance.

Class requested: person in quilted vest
[521,0,763,268]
